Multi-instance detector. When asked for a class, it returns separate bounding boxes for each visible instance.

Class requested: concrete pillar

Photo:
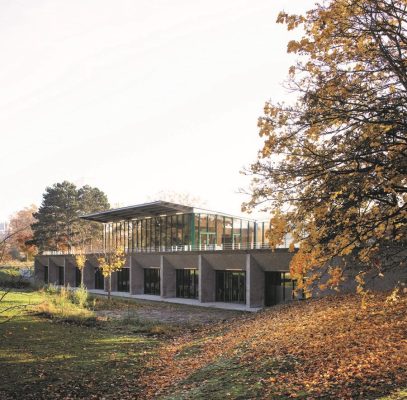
[130,256,144,295]
[199,255,215,302]
[161,256,176,298]
[48,258,58,284]
[83,259,95,289]
[64,257,76,287]
[110,271,118,292]
[246,254,264,307]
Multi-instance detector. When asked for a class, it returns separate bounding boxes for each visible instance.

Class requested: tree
[77,185,110,252]
[8,205,38,260]
[75,254,86,286]
[97,248,126,301]
[32,181,110,253]
[245,0,407,291]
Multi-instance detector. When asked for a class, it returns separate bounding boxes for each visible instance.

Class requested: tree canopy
[32,181,110,253]
[245,0,407,290]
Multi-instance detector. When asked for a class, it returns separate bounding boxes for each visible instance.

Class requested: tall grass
[37,284,94,321]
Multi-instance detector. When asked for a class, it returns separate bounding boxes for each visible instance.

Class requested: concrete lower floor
[34,249,298,308]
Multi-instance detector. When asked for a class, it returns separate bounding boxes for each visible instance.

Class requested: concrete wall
[161,256,176,298]
[130,256,144,295]
[64,257,76,287]
[247,255,264,307]
[34,250,293,307]
[199,255,216,302]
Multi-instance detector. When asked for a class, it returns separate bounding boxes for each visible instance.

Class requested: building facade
[34,201,298,308]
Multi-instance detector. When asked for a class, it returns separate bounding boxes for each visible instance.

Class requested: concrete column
[110,272,118,292]
[83,259,95,289]
[199,255,215,302]
[161,256,176,298]
[64,257,76,287]
[48,258,58,284]
[246,254,264,307]
[130,256,144,295]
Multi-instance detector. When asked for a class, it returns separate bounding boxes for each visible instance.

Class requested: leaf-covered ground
[0,291,406,399]
[137,293,407,400]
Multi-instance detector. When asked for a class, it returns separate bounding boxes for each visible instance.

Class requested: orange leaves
[137,293,407,399]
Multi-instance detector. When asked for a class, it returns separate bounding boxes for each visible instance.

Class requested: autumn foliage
[245,0,407,289]
[138,292,407,399]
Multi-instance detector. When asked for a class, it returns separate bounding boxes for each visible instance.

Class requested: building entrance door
[144,268,160,295]
[95,268,104,290]
[176,269,198,298]
[215,270,246,303]
[117,268,130,292]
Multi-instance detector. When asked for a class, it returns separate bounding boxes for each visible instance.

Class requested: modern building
[34,201,299,308]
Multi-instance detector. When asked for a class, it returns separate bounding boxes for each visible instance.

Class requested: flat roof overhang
[80,201,194,223]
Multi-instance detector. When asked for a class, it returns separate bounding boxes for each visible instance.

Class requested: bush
[37,284,94,321]
[73,284,89,308]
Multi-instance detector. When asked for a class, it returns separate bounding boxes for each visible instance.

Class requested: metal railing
[41,241,293,256]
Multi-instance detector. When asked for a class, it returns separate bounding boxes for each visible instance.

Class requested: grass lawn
[0,289,406,399]
[0,291,159,399]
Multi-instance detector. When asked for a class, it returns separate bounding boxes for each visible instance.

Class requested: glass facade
[264,271,296,306]
[75,268,81,287]
[58,266,64,285]
[176,269,198,299]
[144,268,160,295]
[117,268,130,292]
[102,212,271,253]
[95,268,104,290]
[215,270,246,303]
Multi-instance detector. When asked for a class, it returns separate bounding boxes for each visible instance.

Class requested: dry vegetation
[137,292,407,399]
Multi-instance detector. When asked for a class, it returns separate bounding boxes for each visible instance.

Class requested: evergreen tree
[32,181,110,253]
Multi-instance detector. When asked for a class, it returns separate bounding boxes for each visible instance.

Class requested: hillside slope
[138,292,407,399]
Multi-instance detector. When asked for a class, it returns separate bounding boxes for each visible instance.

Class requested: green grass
[0,291,159,399]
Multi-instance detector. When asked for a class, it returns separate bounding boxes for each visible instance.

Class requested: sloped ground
[136,293,407,399]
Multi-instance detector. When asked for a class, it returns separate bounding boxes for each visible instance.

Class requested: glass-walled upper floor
[103,212,272,253]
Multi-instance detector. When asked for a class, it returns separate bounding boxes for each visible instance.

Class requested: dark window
[95,268,104,290]
[265,271,296,306]
[117,268,130,292]
[215,270,246,303]
[58,266,64,286]
[176,269,198,299]
[75,268,81,287]
[44,266,48,283]
[144,268,160,295]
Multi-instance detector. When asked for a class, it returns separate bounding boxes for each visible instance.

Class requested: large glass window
[233,218,242,249]
[183,214,191,247]
[58,266,64,286]
[75,268,81,287]
[95,268,104,290]
[144,268,160,295]
[176,269,198,299]
[224,217,233,249]
[215,270,246,303]
[216,216,224,247]
[194,214,200,248]
[264,271,296,306]
[117,268,130,292]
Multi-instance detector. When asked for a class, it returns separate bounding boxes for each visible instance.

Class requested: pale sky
[0,0,315,222]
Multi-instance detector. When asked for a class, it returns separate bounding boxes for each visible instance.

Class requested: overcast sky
[0,0,315,221]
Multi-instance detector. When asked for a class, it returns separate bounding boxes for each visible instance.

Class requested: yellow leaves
[75,254,86,270]
[97,248,126,277]
[267,211,287,251]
